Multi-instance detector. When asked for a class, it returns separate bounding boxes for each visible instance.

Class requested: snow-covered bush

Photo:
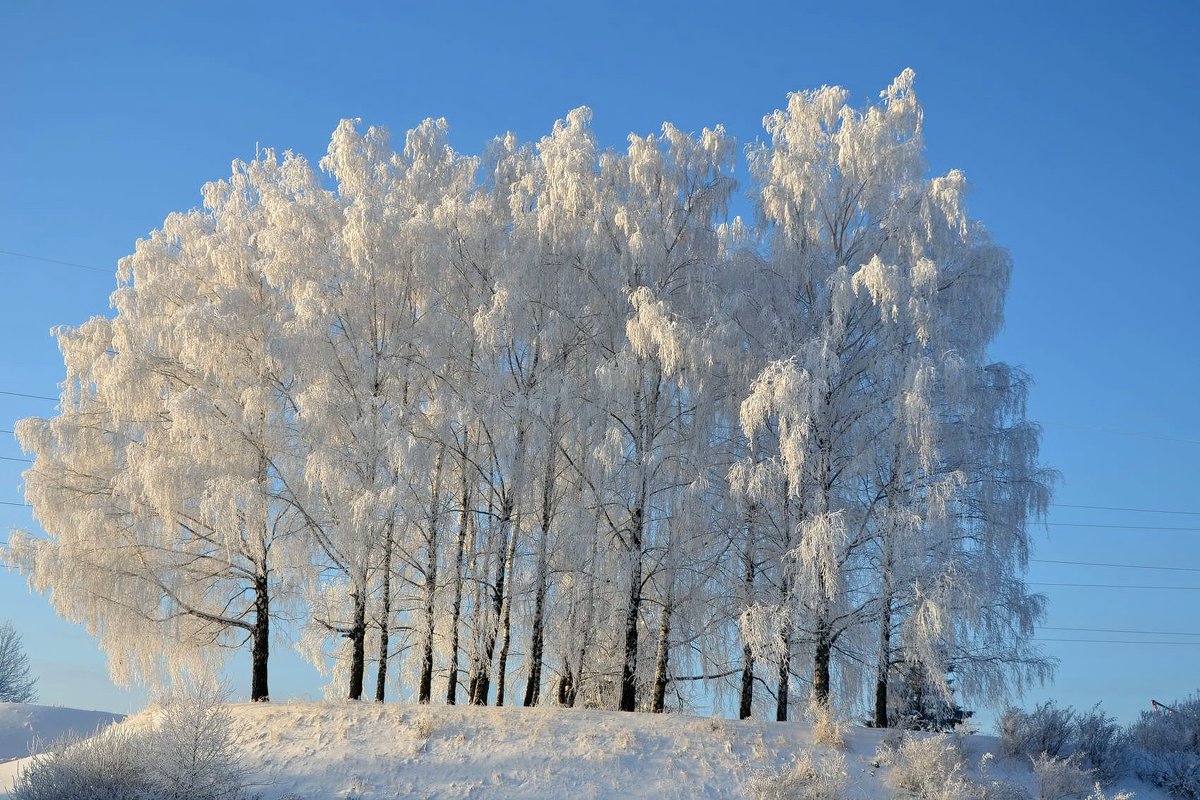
[1001,702,1075,759]
[885,732,974,799]
[1032,753,1094,800]
[1073,706,1129,784]
[745,750,848,800]
[1128,694,1200,798]
[1136,752,1200,799]
[10,726,152,800]
[1082,785,1133,800]
[808,701,849,750]
[12,689,249,800]
[149,686,248,800]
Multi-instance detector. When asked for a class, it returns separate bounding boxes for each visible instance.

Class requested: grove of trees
[2,71,1054,723]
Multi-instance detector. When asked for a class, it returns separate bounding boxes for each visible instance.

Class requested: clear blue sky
[1,1,1197,722]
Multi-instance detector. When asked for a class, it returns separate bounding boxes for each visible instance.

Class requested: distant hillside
[0,703,125,764]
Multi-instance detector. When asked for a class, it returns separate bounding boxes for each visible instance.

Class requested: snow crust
[1,702,1167,799]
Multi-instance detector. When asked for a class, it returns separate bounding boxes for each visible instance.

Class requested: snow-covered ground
[0,702,1170,798]
[0,703,126,794]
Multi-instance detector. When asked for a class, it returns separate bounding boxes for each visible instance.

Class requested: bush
[745,750,847,800]
[1128,693,1200,799]
[11,688,249,800]
[10,726,152,800]
[149,685,249,800]
[1032,753,1093,800]
[885,732,975,799]
[1073,706,1129,784]
[1136,751,1200,799]
[808,701,849,750]
[1000,702,1075,759]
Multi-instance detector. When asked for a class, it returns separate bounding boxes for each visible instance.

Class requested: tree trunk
[557,658,576,707]
[418,447,446,704]
[494,521,519,707]
[446,438,473,705]
[375,518,394,703]
[776,624,790,722]
[874,598,892,728]
[250,573,270,702]
[523,426,558,707]
[738,503,757,719]
[875,464,900,726]
[812,624,832,707]
[650,591,672,713]
[347,584,367,701]
[618,507,644,712]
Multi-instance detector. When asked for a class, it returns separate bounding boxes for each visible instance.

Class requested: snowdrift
[0,702,1171,798]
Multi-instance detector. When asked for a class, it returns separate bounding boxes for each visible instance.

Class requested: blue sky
[1,1,1197,722]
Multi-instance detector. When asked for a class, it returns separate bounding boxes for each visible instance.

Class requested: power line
[1047,522,1200,531]
[1032,582,1200,591]
[1036,638,1200,646]
[0,248,109,274]
[1043,625,1200,637]
[0,501,30,508]
[0,390,57,402]
[1051,502,1200,517]
[1043,421,1200,447]
[0,455,31,463]
[1033,558,1200,573]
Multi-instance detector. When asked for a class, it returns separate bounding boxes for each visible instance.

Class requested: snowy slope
[0,703,124,763]
[0,702,1170,799]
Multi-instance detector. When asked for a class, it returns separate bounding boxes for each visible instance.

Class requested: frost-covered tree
[0,621,37,703]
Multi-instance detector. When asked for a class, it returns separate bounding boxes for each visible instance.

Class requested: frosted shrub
[886,732,974,799]
[1073,706,1129,784]
[808,701,848,750]
[1032,753,1094,800]
[1136,752,1200,799]
[745,750,847,800]
[1082,785,1134,800]
[1128,693,1200,798]
[12,688,249,800]
[10,727,152,800]
[1000,702,1075,759]
[148,687,248,800]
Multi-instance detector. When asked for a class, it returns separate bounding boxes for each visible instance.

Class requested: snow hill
[0,702,1170,799]
[0,703,125,764]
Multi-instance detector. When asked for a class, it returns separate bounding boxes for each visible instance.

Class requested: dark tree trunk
[375,519,395,703]
[875,593,893,727]
[250,574,270,702]
[494,525,519,707]
[347,586,367,701]
[650,593,672,713]
[738,503,757,719]
[418,447,445,704]
[812,625,832,708]
[776,625,790,722]
[523,432,558,707]
[557,659,576,707]
[618,507,644,712]
[446,440,473,705]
